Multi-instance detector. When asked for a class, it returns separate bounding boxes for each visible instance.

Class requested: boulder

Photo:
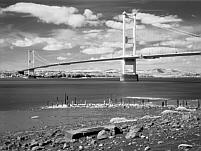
[125,126,143,139]
[97,130,110,140]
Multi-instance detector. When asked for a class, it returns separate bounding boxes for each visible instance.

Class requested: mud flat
[0,106,201,151]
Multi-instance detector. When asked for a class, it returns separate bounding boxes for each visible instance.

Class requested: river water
[0,78,201,111]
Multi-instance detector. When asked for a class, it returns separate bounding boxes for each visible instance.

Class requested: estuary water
[0,78,201,111]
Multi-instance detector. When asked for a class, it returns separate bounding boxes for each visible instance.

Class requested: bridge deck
[19,51,201,72]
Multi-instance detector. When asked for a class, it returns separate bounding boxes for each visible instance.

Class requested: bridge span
[18,51,201,78]
[18,11,201,81]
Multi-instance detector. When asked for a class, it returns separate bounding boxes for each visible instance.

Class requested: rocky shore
[0,106,201,151]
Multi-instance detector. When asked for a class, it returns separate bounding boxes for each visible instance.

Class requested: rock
[109,136,115,139]
[31,116,39,119]
[31,146,44,151]
[125,126,143,139]
[157,141,163,144]
[144,146,151,151]
[17,136,26,141]
[84,145,90,149]
[30,139,39,148]
[90,139,96,145]
[51,129,60,137]
[97,130,109,140]
[140,135,146,139]
[40,139,52,146]
[63,142,70,149]
[31,146,39,151]
[178,144,193,150]
[79,145,83,150]
[147,122,154,127]
[86,136,92,140]
[99,143,103,147]
[175,107,195,112]
[161,110,179,115]
[110,117,137,123]
[110,126,123,136]
[121,124,129,129]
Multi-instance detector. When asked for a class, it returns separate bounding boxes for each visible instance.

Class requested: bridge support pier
[25,69,35,78]
[120,74,139,81]
[120,58,139,82]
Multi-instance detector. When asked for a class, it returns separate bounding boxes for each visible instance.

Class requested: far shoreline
[0,76,201,82]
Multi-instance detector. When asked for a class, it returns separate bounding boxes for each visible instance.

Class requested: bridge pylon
[27,50,35,78]
[120,11,139,81]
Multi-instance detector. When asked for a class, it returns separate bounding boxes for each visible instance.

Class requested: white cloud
[0,8,3,14]
[186,37,201,50]
[12,37,38,47]
[0,39,5,44]
[82,29,103,34]
[43,40,72,51]
[68,14,85,27]
[57,56,67,61]
[105,20,145,30]
[113,10,182,28]
[186,37,201,42]
[105,20,122,30]
[159,40,190,48]
[140,47,181,55]
[3,2,102,28]
[84,9,102,20]
[83,33,99,39]
[82,47,114,55]
[136,13,182,27]
[12,37,72,51]
[11,29,77,50]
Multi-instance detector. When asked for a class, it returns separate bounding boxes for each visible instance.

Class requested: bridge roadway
[19,51,201,73]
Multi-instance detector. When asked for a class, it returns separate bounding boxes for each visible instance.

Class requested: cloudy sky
[0,0,201,73]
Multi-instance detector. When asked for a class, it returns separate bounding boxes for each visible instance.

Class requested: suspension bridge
[18,11,201,81]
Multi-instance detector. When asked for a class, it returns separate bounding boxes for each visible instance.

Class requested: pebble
[178,144,193,150]
[144,146,151,151]
[63,143,69,149]
[90,139,96,145]
[158,141,164,144]
[79,145,83,150]
[99,143,103,147]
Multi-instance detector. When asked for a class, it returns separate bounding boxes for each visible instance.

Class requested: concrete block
[65,125,116,140]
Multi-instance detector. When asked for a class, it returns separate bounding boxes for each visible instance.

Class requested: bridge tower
[27,50,35,77]
[120,11,139,81]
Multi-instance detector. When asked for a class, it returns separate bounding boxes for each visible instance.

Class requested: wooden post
[57,97,59,106]
[74,97,77,105]
[64,93,67,105]
[177,99,179,107]
[162,101,164,107]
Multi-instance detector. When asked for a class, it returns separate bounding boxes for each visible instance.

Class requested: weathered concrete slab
[65,125,116,140]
